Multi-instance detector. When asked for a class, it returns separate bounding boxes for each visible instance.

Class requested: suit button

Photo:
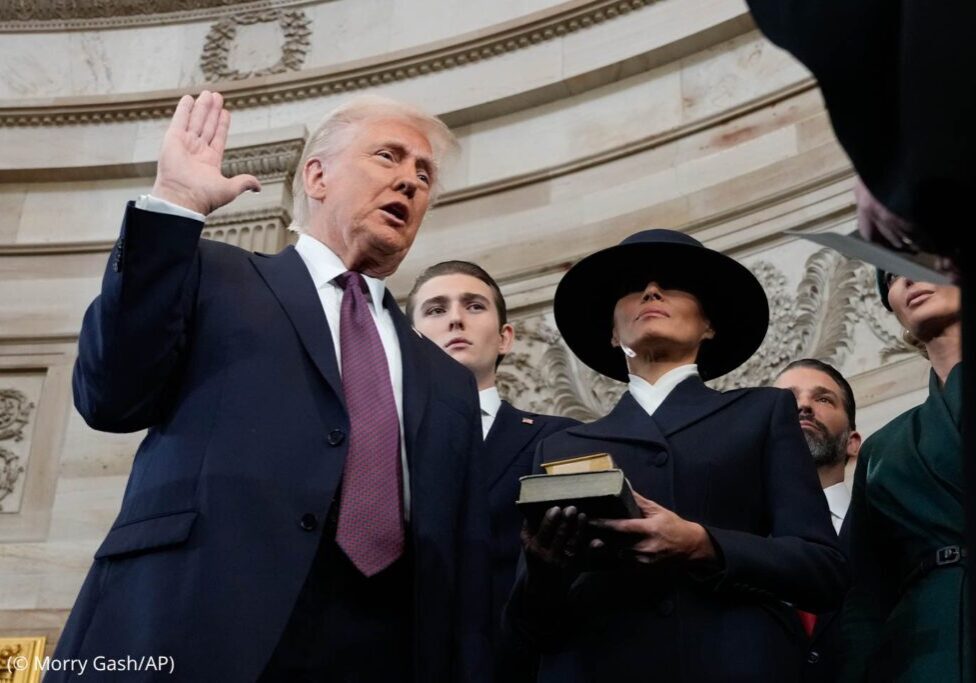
[328,429,345,446]
[652,451,669,466]
[299,513,318,531]
[807,650,820,665]
[658,599,674,616]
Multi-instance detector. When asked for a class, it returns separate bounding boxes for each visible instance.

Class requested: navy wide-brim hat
[554,229,769,382]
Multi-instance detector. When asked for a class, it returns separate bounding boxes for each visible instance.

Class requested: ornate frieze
[201,9,312,82]
[0,388,35,513]
[202,206,293,252]
[0,0,663,127]
[0,0,314,30]
[221,137,305,183]
[498,249,914,421]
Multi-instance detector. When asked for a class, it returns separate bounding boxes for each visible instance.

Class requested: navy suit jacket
[800,516,851,683]
[506,378,848,682]
[53,205,492,682]
[484,401,578,681]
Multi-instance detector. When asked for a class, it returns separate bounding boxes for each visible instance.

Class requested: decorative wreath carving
[201,9,311,82]
[0,389,34,442]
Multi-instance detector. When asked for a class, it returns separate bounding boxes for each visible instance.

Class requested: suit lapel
[386,291,429,465]
[652,377,750,436]
[564,392,668,449]
[485,401,544,490]
[249,246,344,408]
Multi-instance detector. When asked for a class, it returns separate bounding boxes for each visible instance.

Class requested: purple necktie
[333,271,405,576]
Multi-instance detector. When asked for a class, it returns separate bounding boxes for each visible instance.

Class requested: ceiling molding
[0,78,812,191]
[0,206,292,256]
[0,134,305,183]
[0,0,318,32]
[0,0,664,127]
[0,91,835,261]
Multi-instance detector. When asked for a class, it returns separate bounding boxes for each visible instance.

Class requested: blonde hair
[290,95,459,232]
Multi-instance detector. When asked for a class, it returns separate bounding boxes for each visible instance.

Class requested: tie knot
[335,271,368,294]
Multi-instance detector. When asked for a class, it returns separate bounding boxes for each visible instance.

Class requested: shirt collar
[479,386,501,417]
[295,234,387,308]
[628,364,699,398]
[627,364,700,418]
[822,481,851,521]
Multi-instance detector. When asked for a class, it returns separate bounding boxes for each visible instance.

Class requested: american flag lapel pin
[522,417,534,425]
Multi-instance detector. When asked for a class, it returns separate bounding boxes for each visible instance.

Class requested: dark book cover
[516,469,641,527]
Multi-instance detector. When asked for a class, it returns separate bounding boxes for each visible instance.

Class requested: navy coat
[506,377,848,682]
[484,401,578,682]
[53,205,492,682]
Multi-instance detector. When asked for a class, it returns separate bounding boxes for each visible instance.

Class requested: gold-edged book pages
[0,637,46,683]
[541,452,616,475]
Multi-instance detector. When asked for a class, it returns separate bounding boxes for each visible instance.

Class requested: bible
[517,453,641,526]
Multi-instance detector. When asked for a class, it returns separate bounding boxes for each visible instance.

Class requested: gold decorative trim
[0,636,46,683]
[201,9,312,82]
[0,0,661,127]
[0,0,317,32]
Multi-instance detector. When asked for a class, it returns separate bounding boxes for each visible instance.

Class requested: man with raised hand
[54,91,491,683]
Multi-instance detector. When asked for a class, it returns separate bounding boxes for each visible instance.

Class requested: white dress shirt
[479,386,502,439]
[822,482,851,535]
[628,364,700,418]
[136,195,410,514]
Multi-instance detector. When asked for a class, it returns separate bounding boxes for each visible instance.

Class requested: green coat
[841,363,970,682]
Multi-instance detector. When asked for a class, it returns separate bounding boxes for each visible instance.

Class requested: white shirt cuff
[136,194,206,223]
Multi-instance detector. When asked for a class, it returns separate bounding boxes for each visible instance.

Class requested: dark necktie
[333,271,405,576]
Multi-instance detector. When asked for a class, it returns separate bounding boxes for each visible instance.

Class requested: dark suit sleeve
[453,375,494,683]
[501,437,577,652]
[73,203,203,433]
[838,440,896,682]
[702,390,849,612]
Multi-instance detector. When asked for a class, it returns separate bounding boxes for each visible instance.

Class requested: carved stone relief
[498,249,913,421]
[0,387,37,513]
[201,9,312,82]
[221,137,305,183]
[202,206,293,252]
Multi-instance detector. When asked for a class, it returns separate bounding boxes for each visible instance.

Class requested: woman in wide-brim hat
[506,230,847,683]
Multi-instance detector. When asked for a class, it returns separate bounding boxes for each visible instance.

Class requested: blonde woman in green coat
[841,271,968,682]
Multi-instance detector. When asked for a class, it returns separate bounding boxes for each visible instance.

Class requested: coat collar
[565,376,749,448]
[485,400,545,489]
[250,246,344,408]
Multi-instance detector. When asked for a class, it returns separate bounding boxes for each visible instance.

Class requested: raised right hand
[151,90,261,216]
